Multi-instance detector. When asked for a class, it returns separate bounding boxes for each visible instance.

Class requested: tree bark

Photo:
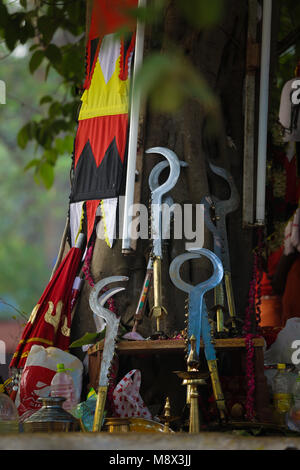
[71,0,253,344]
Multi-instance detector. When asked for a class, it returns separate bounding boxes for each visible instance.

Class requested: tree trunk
[70,0,254,417]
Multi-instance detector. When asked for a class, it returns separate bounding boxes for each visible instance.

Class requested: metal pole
[122,0,146,253]
[243,0,258,227]
[255,0,272,225]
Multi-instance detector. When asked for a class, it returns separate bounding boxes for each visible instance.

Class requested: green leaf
[0,5,8,29]
[45,44,62,66]
[37,16,57,45]
[29,44,39,52]
[39,95,53,105]
[24,159,40,171]
[43,148,58,165]
[44,62,51,82]
[125,1,166,24]
[19,20,35,44]
[176,0,223,29]
[4,20,18,51]
[55,135,74,155]
[134,52,218,114]
[69,330,106,348]
[49,101,61,119]
[29,50,44,74]
[17,123,32,149]
[39,161,54,189]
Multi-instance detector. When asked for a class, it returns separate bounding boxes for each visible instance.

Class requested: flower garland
[243,227,264,421]
[82,236,119,416]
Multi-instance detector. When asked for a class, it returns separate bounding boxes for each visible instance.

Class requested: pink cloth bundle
[112,369,152,420]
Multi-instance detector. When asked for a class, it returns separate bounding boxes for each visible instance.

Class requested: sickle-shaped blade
[208,162,239,215]
[89,276,128,388]
[146,147,181,199]
[188,249,223,355]
[169,248,223,355]
[169,252,201,294]
[147,147,181,258]
[208,162,239,274]
[149,159,187,243]
[148,160,188,192]
[201,195,222,261]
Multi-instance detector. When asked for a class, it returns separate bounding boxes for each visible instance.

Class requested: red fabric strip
[74,114,129,168]
[85,200,101,244]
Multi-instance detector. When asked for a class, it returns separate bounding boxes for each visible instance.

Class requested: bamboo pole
[122,0,146,254]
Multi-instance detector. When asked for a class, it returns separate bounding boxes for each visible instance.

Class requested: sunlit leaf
[134,52,218,114]
[176,0,224,29]
[69,330,106,348]
[24,159,40,171]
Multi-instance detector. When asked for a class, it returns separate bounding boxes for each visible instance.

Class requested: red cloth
[74,115,128,169]
[258,248,283,328]
[84,0,138,90]
[10,246,82,369]
[260,247,283,296]
[260,326,283,349]
[89,0,137,40]
[85,200,101,244]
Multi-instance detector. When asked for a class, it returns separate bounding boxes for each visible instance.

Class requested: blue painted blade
[187,289,204,356]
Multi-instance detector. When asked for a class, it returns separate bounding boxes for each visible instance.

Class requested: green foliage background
[0,0,86,319]
[0,0,299,322]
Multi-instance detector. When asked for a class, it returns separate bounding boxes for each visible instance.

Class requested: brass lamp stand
[174,335,209,433]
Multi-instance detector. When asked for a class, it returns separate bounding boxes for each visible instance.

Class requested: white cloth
[284,219,295,255]
[98,34,122,85]
[69,201,84,247]
[96,197,118,248]
[279,78,300,142]
[112,369,152,420]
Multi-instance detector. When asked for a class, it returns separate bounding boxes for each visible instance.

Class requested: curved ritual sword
[201,195,226,334]
[204,162,240,332]
[146,147,182,259]
[169,248,227,420]
[125,158,188,338]
[149,159,188,244]
[89,275,129,432]
[146,147,182,333]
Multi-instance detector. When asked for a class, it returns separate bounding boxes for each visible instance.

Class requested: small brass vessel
[104,417,131,433]
[23,397,79,433]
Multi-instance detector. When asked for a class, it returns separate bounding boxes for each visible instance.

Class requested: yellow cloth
[79,36,130,121]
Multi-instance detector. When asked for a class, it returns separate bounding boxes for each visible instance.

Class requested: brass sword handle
[207,359,227,422]
[93,385,108,432]
[214,282,225,334]
[151,257,168,332]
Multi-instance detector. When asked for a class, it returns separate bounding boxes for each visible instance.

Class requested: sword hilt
[150,256,168,332]
[207,359,228,423]
[93,385,108,432]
